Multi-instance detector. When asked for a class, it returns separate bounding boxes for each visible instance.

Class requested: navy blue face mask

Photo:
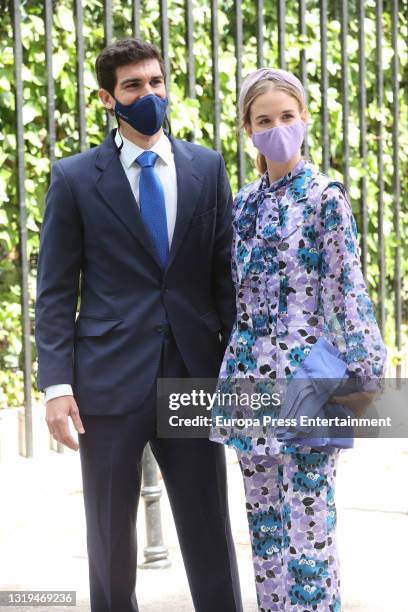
[114,93,168,136]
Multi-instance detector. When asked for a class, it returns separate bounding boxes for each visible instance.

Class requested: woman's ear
[244,123,252,138]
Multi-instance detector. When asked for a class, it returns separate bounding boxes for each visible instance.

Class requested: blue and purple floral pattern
[238,447,341,611]
[210,157,387,611]
[210,157,387,455]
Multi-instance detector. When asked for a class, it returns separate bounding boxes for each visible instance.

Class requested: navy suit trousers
[78,331,243,612]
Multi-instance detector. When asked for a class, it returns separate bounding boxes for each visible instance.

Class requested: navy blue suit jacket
[35,129,236,415]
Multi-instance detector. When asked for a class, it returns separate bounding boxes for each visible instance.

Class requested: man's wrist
[44,384,73,403]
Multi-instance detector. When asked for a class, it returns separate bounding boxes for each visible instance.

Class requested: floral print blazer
[211,157,387,454]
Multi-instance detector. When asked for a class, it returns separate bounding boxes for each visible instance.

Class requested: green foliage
[0,0,407,407]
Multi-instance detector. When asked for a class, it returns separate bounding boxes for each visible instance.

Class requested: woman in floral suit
[210,68,387,611]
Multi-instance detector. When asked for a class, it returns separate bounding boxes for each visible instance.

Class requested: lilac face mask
[252,119,307,163]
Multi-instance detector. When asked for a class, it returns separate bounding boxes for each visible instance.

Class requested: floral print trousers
[237,447,341,612]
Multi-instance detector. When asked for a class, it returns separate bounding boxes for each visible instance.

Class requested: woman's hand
[329,390,379,417]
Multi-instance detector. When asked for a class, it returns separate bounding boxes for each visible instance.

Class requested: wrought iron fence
[4,0,407,456]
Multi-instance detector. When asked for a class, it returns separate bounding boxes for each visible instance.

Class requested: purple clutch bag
[276,336,355,449]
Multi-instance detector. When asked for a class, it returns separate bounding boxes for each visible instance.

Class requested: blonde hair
[239,77,308,175]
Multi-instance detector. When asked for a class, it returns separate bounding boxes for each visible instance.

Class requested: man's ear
[98,88,115,114]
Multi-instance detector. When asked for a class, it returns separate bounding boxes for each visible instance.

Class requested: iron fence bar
[358,0,368,280]
[139,445,170,568]
[43,3,61,450]
[391,0,401,378]
[160,0,171,100]
[12,0,33,458]
[43,0,67,454]
[104,0,114,133]
[104,0,113,44]
[185,0,195,98]
[132,0,141,39]
[235,0,245,187]
[185,0,195,142]
[277,0,286,70]
[159,0,172,134]
[320,0,329,172]
[256,0,264,67]
[298,0,309,158]
[376,0,386,336]
[75,0,86,152]
[211,0,221,152]
[340,0,349,193]
[44,0,56,167]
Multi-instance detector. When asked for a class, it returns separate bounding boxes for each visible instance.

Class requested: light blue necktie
[136,150,169,269]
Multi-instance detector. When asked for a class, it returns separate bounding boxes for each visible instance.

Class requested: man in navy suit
[35,38,242,612]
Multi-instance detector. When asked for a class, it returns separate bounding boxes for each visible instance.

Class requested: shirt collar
[259,156,307,192]
[114,128,173,169]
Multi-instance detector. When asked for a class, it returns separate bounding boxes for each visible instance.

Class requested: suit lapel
[94,130,205,272]
[95,130,162,269]
[167,135,204,269]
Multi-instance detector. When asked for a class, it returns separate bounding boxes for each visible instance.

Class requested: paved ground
[0,409,407,611]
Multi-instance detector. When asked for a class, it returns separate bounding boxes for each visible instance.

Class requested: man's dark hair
[95,38,166,95]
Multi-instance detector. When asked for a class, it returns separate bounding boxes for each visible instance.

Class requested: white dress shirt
[114,128,177,246]
[44,128,178,404]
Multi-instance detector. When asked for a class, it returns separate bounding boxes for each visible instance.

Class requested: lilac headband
[238,67,306,120]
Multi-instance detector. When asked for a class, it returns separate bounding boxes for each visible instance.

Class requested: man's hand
[45,395,85,451]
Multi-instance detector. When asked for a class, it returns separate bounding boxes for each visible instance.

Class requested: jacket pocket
[75,316,122,338]
[190,207,216,225]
